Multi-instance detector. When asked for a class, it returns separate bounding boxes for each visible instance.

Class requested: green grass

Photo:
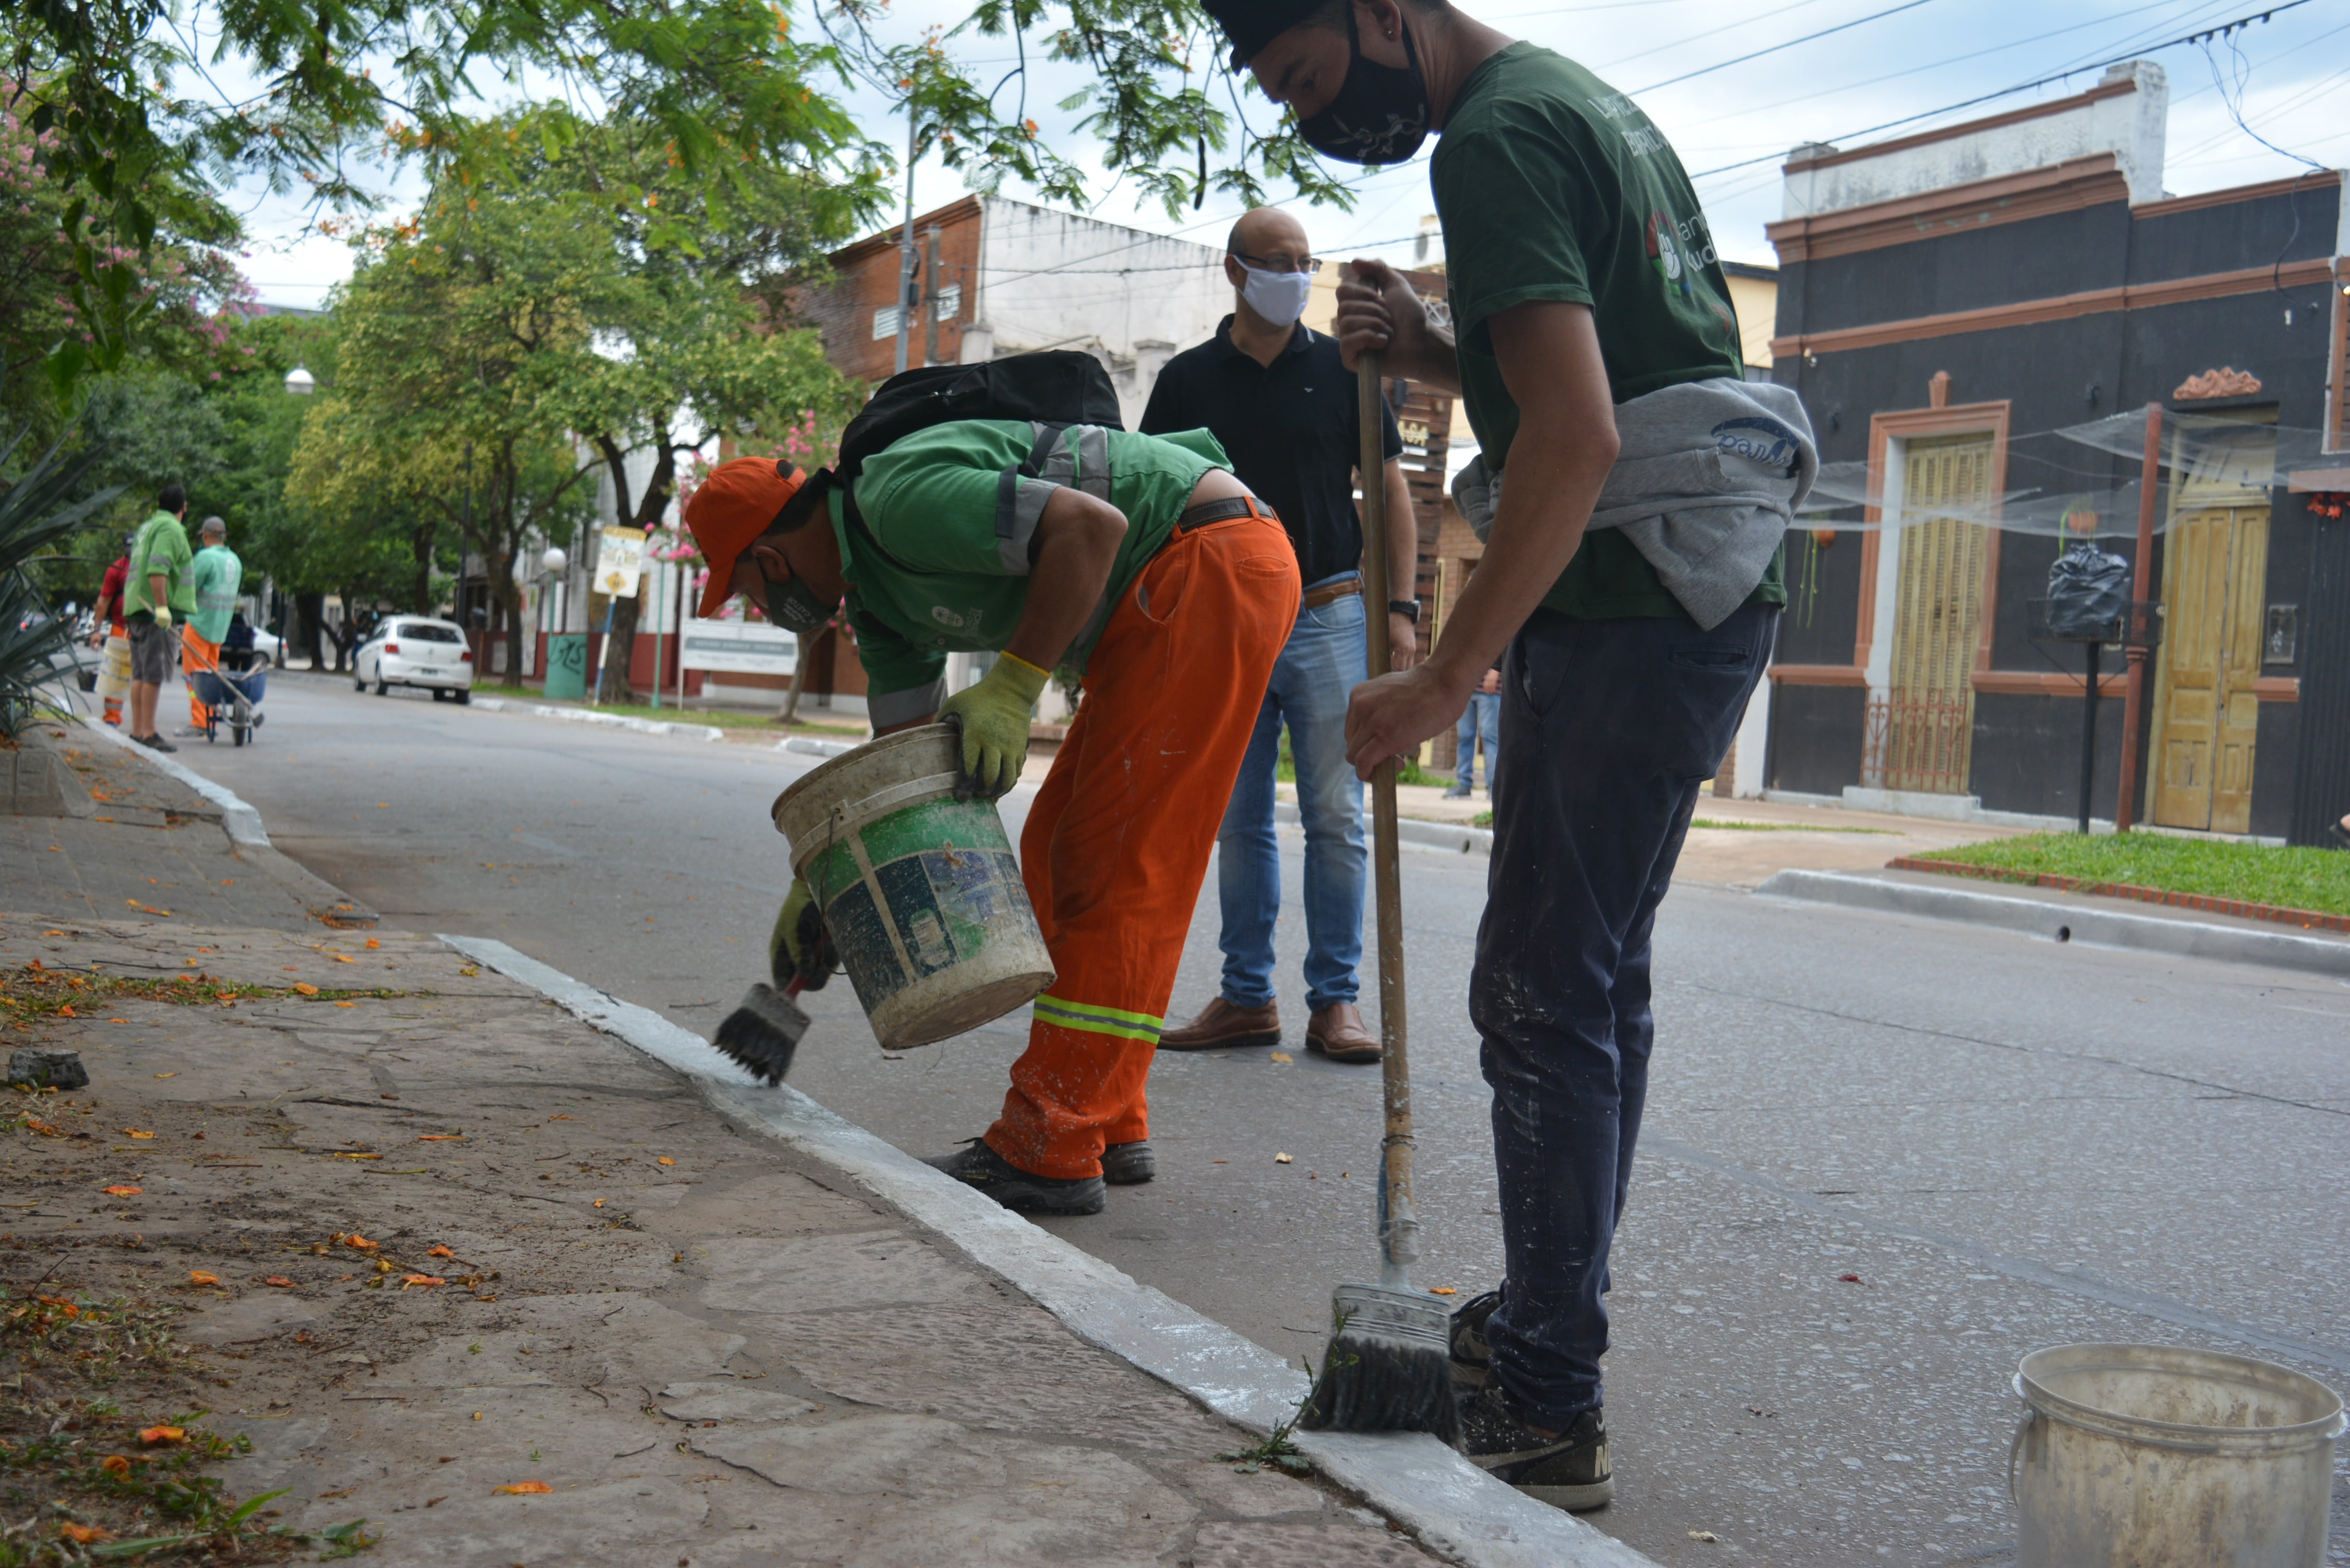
[1687,817,1894,834]
[1922,833,2350,916]
[485,689,862,734]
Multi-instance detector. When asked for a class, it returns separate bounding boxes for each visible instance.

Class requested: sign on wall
[680,619,797,677]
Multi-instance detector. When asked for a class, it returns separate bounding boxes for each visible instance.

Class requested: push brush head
[711,982,811,1085]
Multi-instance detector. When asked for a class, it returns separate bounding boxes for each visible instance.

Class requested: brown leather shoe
[1306,1002,1381,1064]
[1159,996,1281,1052]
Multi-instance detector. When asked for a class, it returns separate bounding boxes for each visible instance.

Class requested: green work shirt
[191,544,244,643]
[1433,42,1784,620]
[831,419,1228,726]
[125,510,195,618]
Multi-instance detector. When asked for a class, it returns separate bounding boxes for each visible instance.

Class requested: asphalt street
[176,673,2350,1566]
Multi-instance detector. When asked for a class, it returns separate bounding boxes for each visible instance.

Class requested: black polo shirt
[1139,317,1403,589]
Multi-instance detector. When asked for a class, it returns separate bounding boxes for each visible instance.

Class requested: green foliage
[0,426,122,733]
[1924,832,2350,917]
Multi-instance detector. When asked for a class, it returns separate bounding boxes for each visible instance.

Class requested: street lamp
[284,365,317,396]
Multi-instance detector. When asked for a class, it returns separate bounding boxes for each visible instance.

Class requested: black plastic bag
[2046,543,2130,640]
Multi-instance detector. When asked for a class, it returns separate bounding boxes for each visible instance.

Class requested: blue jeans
[1477,603,1778,1428]
[1214,578,1367,1013]
[1449,692,1499,793]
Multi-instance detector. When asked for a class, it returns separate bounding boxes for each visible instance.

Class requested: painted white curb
[470,697,723,742]
[438,933,1654,1568]
[777,736,856,758]
[1274,800,1494,856]
[1758,869,2350,979]
[78,716,270,847]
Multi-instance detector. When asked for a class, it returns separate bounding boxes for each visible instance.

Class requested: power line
[1684,0,2316,179]
[1629,0,1943,96]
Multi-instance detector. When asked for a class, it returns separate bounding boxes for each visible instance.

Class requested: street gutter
[440,932,1657,1568]
[1758,868,2350,980]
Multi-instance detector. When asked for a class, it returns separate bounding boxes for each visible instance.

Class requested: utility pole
[923,225,943,367]
[894,110,918,376]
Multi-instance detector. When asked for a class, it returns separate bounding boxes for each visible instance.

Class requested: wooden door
[1885,435,1992,793]
[2151,504,2270,833]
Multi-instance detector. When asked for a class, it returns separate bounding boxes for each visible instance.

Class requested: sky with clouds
[218,0,2350,312]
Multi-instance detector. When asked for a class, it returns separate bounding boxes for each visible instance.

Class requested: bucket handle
[2007,1406,2033,1503]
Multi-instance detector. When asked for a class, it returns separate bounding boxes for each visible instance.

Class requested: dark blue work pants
[1476,602,1778,1427]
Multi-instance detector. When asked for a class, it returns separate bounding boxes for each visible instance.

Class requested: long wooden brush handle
[1358,349,1419,1274]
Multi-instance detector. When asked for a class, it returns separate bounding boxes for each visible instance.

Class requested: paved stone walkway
[1,902,1444,1566]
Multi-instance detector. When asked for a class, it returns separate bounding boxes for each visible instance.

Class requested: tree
[337,106,863,700]
[7,0,882,395]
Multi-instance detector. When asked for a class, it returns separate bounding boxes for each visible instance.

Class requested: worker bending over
[683,422,1299,1216]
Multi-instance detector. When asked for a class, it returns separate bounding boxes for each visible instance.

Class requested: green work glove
[152,605,173,629]
[767,878,837,991]
[936,652,1049,800]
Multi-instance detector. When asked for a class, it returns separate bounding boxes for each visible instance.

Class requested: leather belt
[1300,577,1362,610]
[1176,494,1281,532]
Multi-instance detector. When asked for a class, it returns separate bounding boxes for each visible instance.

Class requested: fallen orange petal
[189,1271,222,1286]
[293,982,320,996]
[656,1157,675,1167]
[103,1185,142,1197]
[59,1521,113,1543]
[139,1425,185,1445]
[592,1198,605,1209]
[400,1274,446,1289]
[548,1114,571,1121]
[121,1128,155,1139]
[492,1481,551,1495]
[153,1072,176,1078]
[344,1235,378,1250]
[264,1276,296,1288]
[100,1455,133,1475]
[334,954,356,964]
[333,1001,357,1008]
[417,1134,463,1142]
[364,937,382,949]
[334,1152,383,1160]
[427,1244,454,1258]
[1428,1286,1459,1296]
[57,1004,75,1017]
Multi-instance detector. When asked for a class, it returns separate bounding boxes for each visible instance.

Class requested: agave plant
[0,427,124,736]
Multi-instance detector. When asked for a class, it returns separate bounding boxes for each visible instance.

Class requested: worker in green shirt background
[122,483,195,753]
[1214,0,1818,1513]
[184,515,243,733]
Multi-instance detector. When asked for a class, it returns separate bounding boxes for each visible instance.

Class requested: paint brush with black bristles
[709,892,835,1085]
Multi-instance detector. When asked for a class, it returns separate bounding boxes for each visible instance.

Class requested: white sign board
[594,526,646,599]
[680,619,797,677]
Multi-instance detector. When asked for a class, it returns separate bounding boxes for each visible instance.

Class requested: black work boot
[924,1139,1105,1216]
[1458,1383,1612,1512]
[1449,1284,1504,1391]
[1099,1140,1154,1185]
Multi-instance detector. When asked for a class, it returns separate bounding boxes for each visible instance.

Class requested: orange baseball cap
[683,457,811,619]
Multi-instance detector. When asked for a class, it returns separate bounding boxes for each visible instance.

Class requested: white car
[354,617,475,702]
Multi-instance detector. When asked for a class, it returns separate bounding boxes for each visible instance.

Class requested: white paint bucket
[771,724,1053,1051]
[2012,1343,2344,1567]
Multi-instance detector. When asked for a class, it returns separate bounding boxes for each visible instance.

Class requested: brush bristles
[711,984,810,1086]
[1300,1329,1461,1443]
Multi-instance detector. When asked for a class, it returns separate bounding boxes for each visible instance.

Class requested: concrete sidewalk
[2,728,1645,1566]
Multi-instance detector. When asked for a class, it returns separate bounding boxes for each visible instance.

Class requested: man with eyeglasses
[1141,205,1417,1067]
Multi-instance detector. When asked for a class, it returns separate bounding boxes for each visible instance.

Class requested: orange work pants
[984,505,1299,1180]
[182,628,222,728]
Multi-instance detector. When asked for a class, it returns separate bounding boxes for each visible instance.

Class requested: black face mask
[1295,10,1430,166]
[760,568,838,636]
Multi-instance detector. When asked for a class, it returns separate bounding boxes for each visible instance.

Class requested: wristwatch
[1387,599,1421,624]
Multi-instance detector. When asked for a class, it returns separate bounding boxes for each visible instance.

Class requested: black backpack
[790,350,1124,569]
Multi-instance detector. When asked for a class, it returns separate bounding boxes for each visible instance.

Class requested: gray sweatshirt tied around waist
[1450,376,1817,630]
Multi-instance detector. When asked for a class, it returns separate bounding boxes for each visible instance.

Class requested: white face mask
[1238,262,1314,328]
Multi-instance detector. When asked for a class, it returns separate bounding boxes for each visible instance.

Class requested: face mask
[760,568,838,636]
[1239,263,1314,327]
[1295,10,1430,166]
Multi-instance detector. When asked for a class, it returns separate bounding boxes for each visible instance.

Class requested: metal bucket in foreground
[771,724,1053,1051]
[2012,1342,2344,1568]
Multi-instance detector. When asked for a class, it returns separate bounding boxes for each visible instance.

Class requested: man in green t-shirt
[123,484,196,753]
[1213,0,1803,1511]
[184,516,243,732]
[681,421,1299,1218]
